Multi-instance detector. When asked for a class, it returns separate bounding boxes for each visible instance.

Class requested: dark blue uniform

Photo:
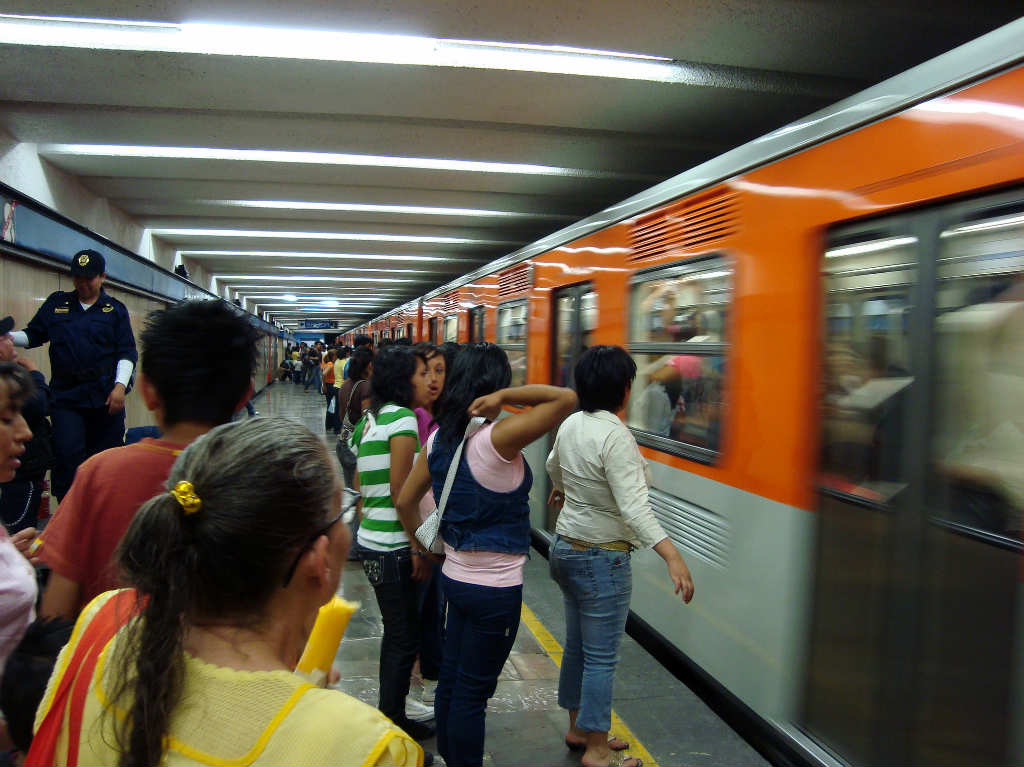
[23,288,137,499]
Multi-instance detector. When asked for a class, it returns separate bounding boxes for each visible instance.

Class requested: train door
[805,190,1023,766]
[552,283,597,388]
[469,306,485,343]
[541,283,597,531]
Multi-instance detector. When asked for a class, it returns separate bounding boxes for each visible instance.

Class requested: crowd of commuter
[0,249,694,767]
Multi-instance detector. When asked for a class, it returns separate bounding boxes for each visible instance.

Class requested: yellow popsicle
[295,596,359,686]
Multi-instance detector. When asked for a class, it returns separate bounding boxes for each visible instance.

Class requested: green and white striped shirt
[350,403,420,551]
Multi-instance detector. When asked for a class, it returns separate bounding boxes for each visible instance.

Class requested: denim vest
[428,432,533,554]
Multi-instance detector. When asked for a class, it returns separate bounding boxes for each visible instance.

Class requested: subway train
[345,20,1024,767]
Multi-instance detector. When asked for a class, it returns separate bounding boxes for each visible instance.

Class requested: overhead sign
[299,319,337,329]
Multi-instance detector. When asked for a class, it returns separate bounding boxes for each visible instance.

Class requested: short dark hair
[574,345,636,413]
[369,345,418,413]
[435,343,510,443]
[346,347,373,381]
[394,337,412,346]
[140,300,258,427]
[353,334,372,348]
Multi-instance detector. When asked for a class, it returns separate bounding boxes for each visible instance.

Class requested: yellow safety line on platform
[520,602,659,767]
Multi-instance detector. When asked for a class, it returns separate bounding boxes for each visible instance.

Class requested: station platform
[255,380,768,766]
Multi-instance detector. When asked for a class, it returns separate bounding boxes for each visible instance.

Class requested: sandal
[566,737,630,752]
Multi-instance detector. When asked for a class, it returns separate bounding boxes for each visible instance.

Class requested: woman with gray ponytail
[30,417,421,767]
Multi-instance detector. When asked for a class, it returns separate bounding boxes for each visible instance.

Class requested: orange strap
[26,590,142,767]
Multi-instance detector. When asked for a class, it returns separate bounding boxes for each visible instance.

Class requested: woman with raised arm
[29,417,420,766]
[397,342,577,767]
[546,346,695,767]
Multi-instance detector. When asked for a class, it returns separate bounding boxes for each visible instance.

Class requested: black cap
[70,249,105,278]
[0,316,13,335]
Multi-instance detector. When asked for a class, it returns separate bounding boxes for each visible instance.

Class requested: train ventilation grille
[498,264,531,297]
[442,295,458,314]
[629,189,739,261]
[648,487,730,568]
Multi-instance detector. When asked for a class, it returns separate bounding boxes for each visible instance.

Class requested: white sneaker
[405,697,435,723]
[422,679,437,705]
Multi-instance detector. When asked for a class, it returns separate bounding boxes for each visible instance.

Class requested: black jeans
[416,559,444,680]
[361,545,421,721]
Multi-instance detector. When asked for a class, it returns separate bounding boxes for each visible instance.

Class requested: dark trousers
[361,546,421,721]
[436,574,521,767]
[324,383,339,433]
[0,478,43,534]
[51,407,125,500]
[416,560,444,680]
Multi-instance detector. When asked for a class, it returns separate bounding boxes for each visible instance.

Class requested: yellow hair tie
[170,480,202,515]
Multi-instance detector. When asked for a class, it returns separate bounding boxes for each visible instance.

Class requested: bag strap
[341,380,365,428]
[434,417,486,524]
[27,589,142,767]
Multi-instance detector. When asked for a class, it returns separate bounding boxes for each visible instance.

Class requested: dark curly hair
[368,345,418,414]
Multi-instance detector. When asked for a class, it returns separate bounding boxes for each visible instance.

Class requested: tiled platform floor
[257,381,768,767]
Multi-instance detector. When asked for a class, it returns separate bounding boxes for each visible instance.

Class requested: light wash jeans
[549,535,632,733]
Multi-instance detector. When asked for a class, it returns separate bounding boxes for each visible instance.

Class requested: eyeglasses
[282,487,360,586]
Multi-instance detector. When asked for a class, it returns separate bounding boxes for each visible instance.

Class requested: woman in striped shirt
[350,345,436,747]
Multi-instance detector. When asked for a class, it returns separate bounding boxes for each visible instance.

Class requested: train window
[929,210,1024,542]
[407,323,414,341]
[443,314,458,342]
[626,257,730,460]
[469,306,485,342]
[819,232,917,502]
[429,316,439,344]
[553,284,596,388]
[497,299,528,386]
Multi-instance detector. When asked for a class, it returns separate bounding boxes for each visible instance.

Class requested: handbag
[415,417,486,554]
[338,380,367,445]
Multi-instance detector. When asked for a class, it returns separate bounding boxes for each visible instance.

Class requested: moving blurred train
[345,20,1024,767]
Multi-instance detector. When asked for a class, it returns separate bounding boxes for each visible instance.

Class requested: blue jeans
[437,574,521,767]
[549,536,632,733]
[305,366,322,392]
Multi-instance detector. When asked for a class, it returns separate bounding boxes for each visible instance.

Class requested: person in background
[304,342,324,392]
[28,418,421,766]
[0,316,53,535]
[350,345,436,748]
[345,334,374,379]
[546,346,694,767]
[0,362,37,686]
[333,346,350,393]
[396,342,577,767]
[335,347,373,490]
[405,342,449,722]
[322,349,339,434]
[33,300,259,621]
[10,250,137,500]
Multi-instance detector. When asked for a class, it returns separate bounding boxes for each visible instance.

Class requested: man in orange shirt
[35,299,259,619]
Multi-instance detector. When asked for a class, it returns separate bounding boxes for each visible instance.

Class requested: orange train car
[353,21,1024,767]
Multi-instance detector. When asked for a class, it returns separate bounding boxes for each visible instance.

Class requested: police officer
[10,249,137,500]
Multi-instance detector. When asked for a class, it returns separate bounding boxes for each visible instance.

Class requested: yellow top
[36,591,422,767]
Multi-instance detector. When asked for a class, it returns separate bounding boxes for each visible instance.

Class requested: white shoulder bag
[415,416,486,554]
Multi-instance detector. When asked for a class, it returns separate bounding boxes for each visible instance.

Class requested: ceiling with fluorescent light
[0,1,1020,331]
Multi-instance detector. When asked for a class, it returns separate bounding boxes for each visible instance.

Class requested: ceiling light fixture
[151,227,505,245]
[204,200,561,219]
[0,14,698,84]
[178,250,458,262]
[218,275,417,282]
[40,144,622,179]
